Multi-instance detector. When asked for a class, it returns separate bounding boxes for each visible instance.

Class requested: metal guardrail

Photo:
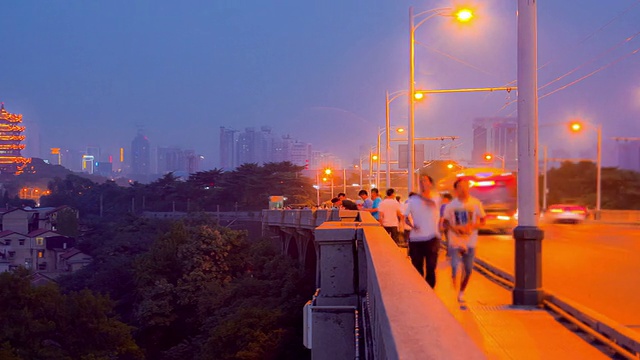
[473,256,640,359]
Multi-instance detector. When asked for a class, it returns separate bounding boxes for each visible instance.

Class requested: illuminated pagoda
[0,103,31,174]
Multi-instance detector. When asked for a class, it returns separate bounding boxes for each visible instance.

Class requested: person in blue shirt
[360,188,381,220]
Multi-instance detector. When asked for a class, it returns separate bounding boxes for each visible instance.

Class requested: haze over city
[1,0,639,170]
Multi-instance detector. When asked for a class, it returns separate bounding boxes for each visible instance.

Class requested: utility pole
[513,0,544,306]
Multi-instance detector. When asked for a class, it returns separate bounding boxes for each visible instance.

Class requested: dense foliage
[59,214,311,359]
[543,161,640,209]
[1,213,312,359]
[37,161,313,214]
[0,269,142,359]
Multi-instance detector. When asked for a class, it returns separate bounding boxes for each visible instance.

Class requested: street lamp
[369,149,377,188]
[386,90,408,189]
[324,168,334,199]
[377,124,406,189]
[483,153,506,170]
[513,0,544,307]
[408,6,474,192]
[569,120,602,215]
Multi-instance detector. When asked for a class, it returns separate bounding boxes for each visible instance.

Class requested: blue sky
[1,0,638,169]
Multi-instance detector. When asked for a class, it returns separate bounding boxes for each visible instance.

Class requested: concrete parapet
[596,210,640,224]
[314,222,358,307]
[283,209,301,227]
[264,209,284,225]
[361,225,485,360]
[315,209,329,227]
[300,209,315,227]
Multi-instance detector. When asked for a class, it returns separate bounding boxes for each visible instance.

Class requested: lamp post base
[512,225,544,306]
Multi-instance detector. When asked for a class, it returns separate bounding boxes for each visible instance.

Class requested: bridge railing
[264,209,484,360]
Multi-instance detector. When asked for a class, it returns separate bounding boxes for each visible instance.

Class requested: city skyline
[1,1,639,172]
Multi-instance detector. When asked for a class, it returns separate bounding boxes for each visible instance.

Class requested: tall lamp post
[324,168,334,199]
[542,145,548,211]
[408,6,473,192]
[377,125,406,189]
[513,0,544,306]
[569,121,602,216]
[386,90,407,189]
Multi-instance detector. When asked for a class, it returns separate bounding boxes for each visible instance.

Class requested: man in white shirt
[442,179,486,302]
[378,188,404,245]
[403,175,442,288]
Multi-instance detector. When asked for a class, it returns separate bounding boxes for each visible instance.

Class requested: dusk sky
[1,0,639,169]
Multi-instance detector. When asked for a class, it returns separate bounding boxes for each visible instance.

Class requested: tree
[0,269,142,359]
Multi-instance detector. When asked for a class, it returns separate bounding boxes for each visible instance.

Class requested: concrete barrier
[312,211,484,360]
[595,210,640,225]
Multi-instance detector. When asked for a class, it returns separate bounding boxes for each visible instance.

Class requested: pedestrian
[439,193,453,255]
[442,179,486,302]
[403,175,442,288]
[361,188,381,220]
[358,189,373,210]
[378,188,404,245]
[331,197,359,210]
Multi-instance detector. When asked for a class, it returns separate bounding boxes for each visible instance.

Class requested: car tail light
[497,215,511,221]
[550,209,562,213]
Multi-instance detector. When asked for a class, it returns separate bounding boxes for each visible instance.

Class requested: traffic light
[483,153,493,162]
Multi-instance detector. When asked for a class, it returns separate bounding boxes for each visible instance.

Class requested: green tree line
[2,214,313,359]
[35,161,314,216]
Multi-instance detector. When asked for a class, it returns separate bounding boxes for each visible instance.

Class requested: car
[542,204,588,224]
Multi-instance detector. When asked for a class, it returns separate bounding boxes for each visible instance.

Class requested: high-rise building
[616,140,640,172]
[472,117,517,168]
[157,147,200,175]
[0,104,31,174]
[131,131,150,176]
[290,141,312,167]
[86,146,101,162]
[220,127,237,170]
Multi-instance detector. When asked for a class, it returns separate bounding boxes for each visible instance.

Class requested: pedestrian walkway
[431,253,610,359]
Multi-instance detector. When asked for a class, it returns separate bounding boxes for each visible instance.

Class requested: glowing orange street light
[484,153,493,161]
[396,127,405,133]
[372,154,379,161]
[413,92,425,101]
[447,163,454,169]
[324,168,332,175]
[322,177,328,182]
[455,8,474,23]
[570,122,582,132]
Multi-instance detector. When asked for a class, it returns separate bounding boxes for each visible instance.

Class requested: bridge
[263,209,640,359]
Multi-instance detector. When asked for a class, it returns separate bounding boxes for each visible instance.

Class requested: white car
[542,204,588,224]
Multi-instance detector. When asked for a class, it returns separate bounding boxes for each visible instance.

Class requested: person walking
[378,188,404,245]
[403,175,442,288]
[442,179,486,302]
[439,193,453,256]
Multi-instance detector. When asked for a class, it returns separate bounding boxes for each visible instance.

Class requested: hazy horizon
[2,0,639,170]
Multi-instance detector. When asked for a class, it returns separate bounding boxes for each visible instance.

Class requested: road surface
[476,222,640,331]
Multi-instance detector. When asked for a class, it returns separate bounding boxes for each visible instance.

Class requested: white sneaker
[457,291,465,303]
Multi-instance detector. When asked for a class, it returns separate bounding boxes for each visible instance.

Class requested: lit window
[36,237,44,246]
